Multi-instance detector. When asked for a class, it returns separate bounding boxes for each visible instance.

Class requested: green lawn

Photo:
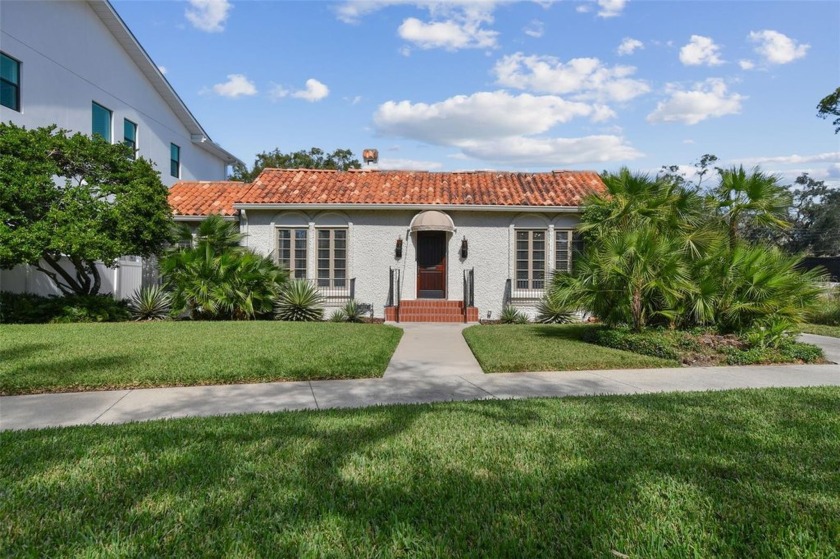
[463,324,677,372]
[2,388,838,557]
[0,322,403,395]
[802,323,840,338]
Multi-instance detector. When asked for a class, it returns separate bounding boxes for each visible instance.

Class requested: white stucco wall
[242,209,581,320]
[0,0,228,185]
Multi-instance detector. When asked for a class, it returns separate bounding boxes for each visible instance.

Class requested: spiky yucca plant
[536,290,574,324]
[342,299,365,323]
[128,285,171,321]
[329,309,347,322]
[275,280,324,321]
[500,305,529,324]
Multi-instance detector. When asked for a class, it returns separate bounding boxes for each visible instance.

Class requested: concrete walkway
[1,329,838,431]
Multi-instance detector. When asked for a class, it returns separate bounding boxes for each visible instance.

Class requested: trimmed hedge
[0,292,130,324]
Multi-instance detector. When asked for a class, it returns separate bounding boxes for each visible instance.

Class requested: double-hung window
[317,229,347,288]
[555,229,574,273]
[515,230,546,290]
[278,228,308,279]
[1,52,20,111]
[170,143,180,178]
[91,102,112,142]
[123,119,137,158]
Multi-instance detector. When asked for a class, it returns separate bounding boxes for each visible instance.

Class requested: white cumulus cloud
[494,53,650,103]
[211,74,257,98]
[292,79,330,102]
[373,90,641,166]
[596,0,627,18]
[375,91,600,143]
[377,158,444,171]
[748,30,809,65]
[736,152,840,166]
[679,35,724,66]
[523,19,544,38]
[617,37,643,56]
[738,59,755,70]
[185,0,231,33]
[398,17,497,50]
[459,135,642,166]
[647,78,745,125]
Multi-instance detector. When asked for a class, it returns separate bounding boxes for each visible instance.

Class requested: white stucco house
[1,0,241,297]
[168,169,605,322]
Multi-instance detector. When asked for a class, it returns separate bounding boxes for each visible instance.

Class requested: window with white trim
[277,228,308,279]
[317,229,347,288]
[1,52,20,112]
[555,229,574,273]
[515,230,546,290]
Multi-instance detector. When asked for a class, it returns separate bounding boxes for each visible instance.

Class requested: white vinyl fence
[0,256,157,300]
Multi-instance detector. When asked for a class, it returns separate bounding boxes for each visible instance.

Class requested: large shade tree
[0,123,172,295]
[231,147,361,182]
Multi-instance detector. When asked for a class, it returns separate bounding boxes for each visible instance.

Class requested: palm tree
[715,166,792,250]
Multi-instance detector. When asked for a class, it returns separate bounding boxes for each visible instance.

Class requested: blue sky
[114,0,840,185]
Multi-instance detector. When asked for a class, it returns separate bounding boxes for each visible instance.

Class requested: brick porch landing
[386,300,479,323]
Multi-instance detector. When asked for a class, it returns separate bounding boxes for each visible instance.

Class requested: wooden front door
[417,231,446,298]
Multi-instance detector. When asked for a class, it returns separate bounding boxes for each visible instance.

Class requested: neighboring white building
[169,169,604,322]
[0,0,240,186]
[1,0,241,297]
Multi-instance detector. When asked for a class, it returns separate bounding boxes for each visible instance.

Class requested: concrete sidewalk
[1,330,838,432]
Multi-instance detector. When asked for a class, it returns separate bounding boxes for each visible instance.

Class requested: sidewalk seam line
[458,376,498,399]
[308,381,320,410]
[587,371,644,392]
[90,389,133,425]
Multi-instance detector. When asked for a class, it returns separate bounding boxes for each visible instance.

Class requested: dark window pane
[0,81,17,111]
[92,102,112,142]
[170,143,180,178]
[0,54,18,83]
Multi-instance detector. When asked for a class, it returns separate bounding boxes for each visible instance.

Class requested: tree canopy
[817,87,840,134]
[0,123,172,295]
[231,147,361,182]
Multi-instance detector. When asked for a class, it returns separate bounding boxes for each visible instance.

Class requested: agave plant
[341,299,366,323]
[128,285,171,321]
[500,304,529,324]
[536,290,574,324]
[329,309,348,322]
[275,280,324,321]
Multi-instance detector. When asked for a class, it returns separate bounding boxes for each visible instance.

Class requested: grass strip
[2,388,838,557]
[0,322,403,395]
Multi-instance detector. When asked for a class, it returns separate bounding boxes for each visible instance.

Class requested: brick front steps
[386,300,479,323]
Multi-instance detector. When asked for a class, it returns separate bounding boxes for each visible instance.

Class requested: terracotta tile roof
[245,169,604,206]
[168,181,247,217]
[168,170,605,216]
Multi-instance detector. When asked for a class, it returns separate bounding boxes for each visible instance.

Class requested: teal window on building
[91,102,112,142]
[123,119,137,157]
[170,143,180,178]
[1,52,21,111]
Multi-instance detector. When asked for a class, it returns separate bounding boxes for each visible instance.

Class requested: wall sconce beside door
[460,236,468,259]
[395,236,403,259]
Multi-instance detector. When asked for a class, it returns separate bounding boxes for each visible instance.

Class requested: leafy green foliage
[329,309,348,322]
[231,147,361,182]
[581,327,683,361]
[805,286,840,326]
[785,173,840,256]
[161,216,287,320]
[0,291,129,324]
[535,290,574,324]
[341,299,366,323]
[817,86,840,133]
[499,304,528,324]
[0,123,172,294]
[552,167,822,334]
[128,285,172,321]
[274,280,325,322]
[0,322,403,394]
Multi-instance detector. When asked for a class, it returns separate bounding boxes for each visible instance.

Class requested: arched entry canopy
[409,210,455,233]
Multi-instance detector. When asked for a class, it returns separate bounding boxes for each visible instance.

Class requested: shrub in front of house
[128,285,172,321]
[0,291,130,324]
[500,305,529,324]
[274,280,324,322]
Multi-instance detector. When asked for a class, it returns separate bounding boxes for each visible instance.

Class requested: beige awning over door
[409,210,455,233]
